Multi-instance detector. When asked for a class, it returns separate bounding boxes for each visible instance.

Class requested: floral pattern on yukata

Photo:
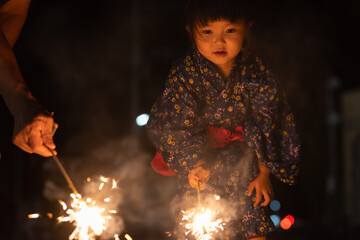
[146,49,300,239]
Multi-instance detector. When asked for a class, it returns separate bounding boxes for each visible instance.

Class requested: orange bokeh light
[280,218,292,230]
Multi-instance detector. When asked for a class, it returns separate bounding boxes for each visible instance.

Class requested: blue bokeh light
[270,214,281,227]
[136,113,149,126]
[270,200,281,211]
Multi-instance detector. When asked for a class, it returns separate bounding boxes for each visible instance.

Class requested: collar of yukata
[191,47,246,78]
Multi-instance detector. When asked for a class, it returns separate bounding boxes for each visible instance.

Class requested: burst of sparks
[57,177,120,240]
[181,208,224,240]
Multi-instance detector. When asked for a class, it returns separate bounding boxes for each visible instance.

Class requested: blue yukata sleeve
[243,60,300,185]
[146,64,205,175]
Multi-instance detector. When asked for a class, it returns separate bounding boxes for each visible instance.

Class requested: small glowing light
[125,234,133,240]
[104,198,110,202]
[215,195,220,200]
[270,200,281,211]
[47,213,53,219]
[280,218,292,230]
[109,210,117,214]
[86,198,92,203]
[59,200,68,210]
[114,234,120,240]
[136,113,149,126]
[99,182,105,191]
[285,215,295,225]
[100,176,109,183]
[270,214,281,227]
[28,213,40,219]
[87,177,91,182]
[112,179,117,189]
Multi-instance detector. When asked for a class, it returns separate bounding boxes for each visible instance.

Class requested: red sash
[151,126,244,176]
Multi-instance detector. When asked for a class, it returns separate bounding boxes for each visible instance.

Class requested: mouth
[213,51,227,57]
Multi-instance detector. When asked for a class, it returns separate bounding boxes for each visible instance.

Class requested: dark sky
[0,0,359,239]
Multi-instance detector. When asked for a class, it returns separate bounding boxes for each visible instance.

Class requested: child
[146,0,300,239]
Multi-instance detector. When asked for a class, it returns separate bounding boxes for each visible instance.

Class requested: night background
[0,0,359,239]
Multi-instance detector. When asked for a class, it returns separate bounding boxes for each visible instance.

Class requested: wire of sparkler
[46,146,79,195]
[46,123,79,195]
[197,180,202,209]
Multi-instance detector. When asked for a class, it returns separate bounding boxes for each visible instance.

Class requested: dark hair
[185,0,254,40]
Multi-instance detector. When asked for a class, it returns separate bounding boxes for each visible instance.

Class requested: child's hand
[246,161,274,207]
[188,160,211,190]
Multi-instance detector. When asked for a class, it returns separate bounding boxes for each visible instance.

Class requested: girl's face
[193,19,245,76]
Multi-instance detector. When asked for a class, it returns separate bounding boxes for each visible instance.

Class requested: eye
[226,28,237,33]
[202,29,212,34]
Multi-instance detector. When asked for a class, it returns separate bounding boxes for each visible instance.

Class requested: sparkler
[57,176,123,240]
[45,146,125,239]
[180,181,225,240]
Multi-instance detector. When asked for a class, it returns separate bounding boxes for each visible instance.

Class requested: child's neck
[216,63,234,78]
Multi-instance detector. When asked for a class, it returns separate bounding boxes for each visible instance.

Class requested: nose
[214,33,226,44]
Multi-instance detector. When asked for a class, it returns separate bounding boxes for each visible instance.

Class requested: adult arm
[0,0,56,156]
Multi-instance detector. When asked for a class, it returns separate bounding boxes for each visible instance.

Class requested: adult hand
[13,114,57,157]
[188,160,211,190]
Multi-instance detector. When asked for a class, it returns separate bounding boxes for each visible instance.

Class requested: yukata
[146,49,300,240]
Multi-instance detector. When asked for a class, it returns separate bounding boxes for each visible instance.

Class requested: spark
[100,176,109,183]
[181,208,224,240]
[125,234,133,240]
[104,198,111,202]
[59,200,68,210]
[112,179,118,189]
[99,182,105,191]
[28,213,40,219]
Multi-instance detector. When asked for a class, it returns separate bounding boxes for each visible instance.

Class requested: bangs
[185,0,253,31]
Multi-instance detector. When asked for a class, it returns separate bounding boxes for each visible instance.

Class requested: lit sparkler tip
[181,208,224,240]
[28,213,40,219]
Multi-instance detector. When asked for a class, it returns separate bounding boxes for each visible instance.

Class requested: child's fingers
[261,191,271,206]
[246,182,255,196]
[254,188,262,207]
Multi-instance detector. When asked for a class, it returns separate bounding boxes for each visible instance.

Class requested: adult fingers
[13,130,33,153]
[28,127,53,157]
[38,115,56,152]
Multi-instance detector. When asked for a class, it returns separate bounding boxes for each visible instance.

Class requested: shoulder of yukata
[242,56,278,95]
[166,54,200,94]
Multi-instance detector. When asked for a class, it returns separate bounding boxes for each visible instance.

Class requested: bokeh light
[136,113,149,126]
[285,215,295,225]
[280,217,292,230]
[270,200,281,211]
[270,214,281,227]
